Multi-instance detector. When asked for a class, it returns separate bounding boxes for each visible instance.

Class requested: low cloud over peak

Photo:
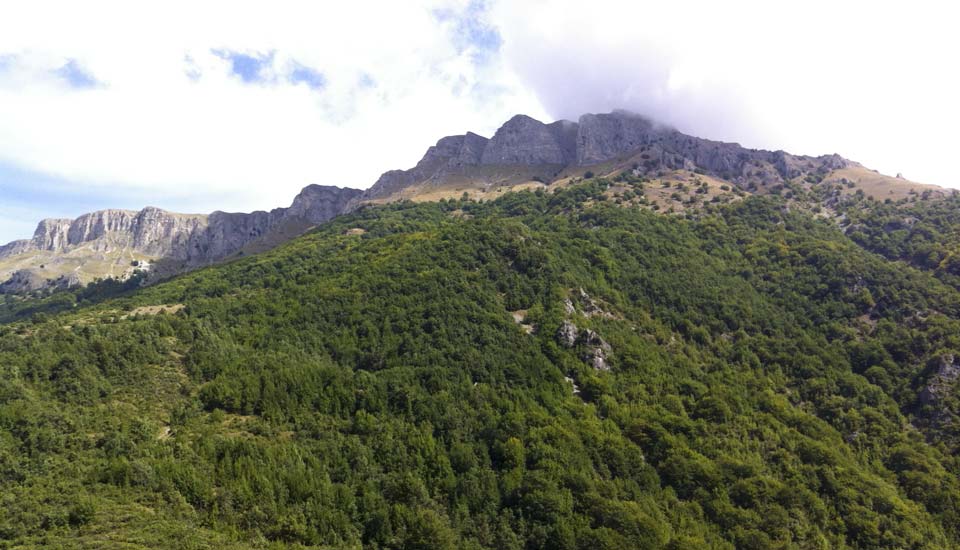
[491,0,959,186]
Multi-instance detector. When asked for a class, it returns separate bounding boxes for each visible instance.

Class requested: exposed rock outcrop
[914,354,960,437]
[576,111,659,165]
[557,321,579,348]
[920,354,960,407]
[5,208,208,262]
[573,287,616,319]
[555,320,612,371]
[0,239,33,258]
[4,185,360,264]
[33,218,74,251]
[358,133,492,202]
[580,329,612,371]
[480,115,575,165]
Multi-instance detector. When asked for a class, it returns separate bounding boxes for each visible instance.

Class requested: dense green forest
[4,180,960,548]
[841,192,960,287]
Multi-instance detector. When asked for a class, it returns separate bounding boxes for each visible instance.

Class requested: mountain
[0,185,360,293]
[5,180,960,548]
[1,110,945,295]
[353,110,940,206]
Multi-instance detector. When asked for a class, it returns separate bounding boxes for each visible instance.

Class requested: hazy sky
[0,0,957,243]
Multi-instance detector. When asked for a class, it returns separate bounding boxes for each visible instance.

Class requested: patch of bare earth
[510,310,536,334]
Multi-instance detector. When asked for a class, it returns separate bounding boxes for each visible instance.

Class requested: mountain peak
[503,113,543,124]
[358,109,857,204]
[481,113,573,165]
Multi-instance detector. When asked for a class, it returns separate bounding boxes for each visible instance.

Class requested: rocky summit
[355,110,853,203]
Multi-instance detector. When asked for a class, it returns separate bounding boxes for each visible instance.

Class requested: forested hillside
[3,180,960,549]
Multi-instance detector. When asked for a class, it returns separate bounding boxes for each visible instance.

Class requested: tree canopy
[3,181,960,548]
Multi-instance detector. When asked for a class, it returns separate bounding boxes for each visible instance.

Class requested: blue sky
[0,162,220,243]
[55,59,101,88]
[0,1,957,244]
[211,49,327,90]
[0,1,527,243]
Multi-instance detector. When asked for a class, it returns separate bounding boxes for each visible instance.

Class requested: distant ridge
[0,185,360,293]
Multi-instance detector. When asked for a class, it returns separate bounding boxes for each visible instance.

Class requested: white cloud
[491,0,960,187]
[0,0,546,218]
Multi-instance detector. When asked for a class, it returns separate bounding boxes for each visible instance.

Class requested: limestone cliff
[480,115,576,165]
[0,185,361,293]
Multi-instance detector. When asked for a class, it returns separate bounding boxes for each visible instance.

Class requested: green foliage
[2,185,960,547]
[841,191,960,287]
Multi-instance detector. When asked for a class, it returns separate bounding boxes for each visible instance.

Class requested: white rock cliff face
[0,185,361,293]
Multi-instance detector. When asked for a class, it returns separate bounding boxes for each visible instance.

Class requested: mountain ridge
[354,110,857,204]
[0,184,360,293]
[5,183,960,547]
[0,109,945,293]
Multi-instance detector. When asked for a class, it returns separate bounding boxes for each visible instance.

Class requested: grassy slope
[0,243,154,289]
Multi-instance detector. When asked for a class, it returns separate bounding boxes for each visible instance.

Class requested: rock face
[580,329,612,371]
[356,110,850,203]
[557,321,580,348]
[285,184,359,222]
[480,115,576,165]
[555,320,612,371]
[358,132,494,203]
[2,209,208,260]
[575,111,659,165]
[915,354,960,434]
[6,185,360,262]
[920,354,960,407]
[0,185,361,293]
